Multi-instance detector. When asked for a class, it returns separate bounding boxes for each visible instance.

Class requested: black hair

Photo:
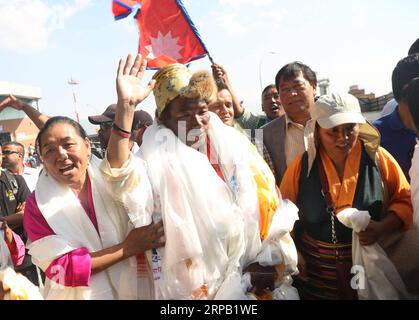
[275,62,317,91]
[36,116,88,154]
[262,84,277,97]
[408,38,419,55]
[2,141,25,156]
[392,54,419,102]
[404,77,419,130]
[158,100,172,123]
[215,79,229,91]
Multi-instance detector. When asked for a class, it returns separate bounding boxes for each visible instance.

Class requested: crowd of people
[0,37,419,300]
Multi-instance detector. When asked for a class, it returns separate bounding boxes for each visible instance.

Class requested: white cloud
[210,11,247,35]
[210,2,287,35]
[0,0,91,53]
[257,9,288,29]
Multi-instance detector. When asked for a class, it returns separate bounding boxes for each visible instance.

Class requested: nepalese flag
[112,0,209,69]
[112,0,141,20]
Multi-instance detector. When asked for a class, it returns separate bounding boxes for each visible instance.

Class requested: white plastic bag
[255,200,299,271]
[272,276,300,300]
[214,271,251,300]
[245,199,300,300]
[0,267,43,300]
[337,208,412,300]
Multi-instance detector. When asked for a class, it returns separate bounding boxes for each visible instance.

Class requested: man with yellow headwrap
[106,54,300,300]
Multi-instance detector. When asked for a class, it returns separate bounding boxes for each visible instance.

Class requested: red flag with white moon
[113,0,209,69]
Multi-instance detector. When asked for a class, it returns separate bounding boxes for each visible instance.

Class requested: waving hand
[116,54,155,106]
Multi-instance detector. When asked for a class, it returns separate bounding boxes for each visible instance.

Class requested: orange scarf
[319,140,361,214]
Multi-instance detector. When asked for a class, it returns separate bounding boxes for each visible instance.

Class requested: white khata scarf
[28,156,138,300]
[138,112,298,299]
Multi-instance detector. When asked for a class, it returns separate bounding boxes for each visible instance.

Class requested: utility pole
[259,51,280,93]
[68,78,80,123]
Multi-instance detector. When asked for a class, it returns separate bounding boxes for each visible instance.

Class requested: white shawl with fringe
[137,113,298,299]
[28,155,144,300]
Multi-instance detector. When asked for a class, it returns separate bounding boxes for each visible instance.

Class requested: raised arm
[211,63,244,118]
[0,95,49,129]
[107,54,155,168]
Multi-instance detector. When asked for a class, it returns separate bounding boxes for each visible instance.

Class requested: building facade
[348,85,393,112]
[0,82,42,150]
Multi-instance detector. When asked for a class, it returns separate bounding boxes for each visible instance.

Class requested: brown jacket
[261,115,288,187]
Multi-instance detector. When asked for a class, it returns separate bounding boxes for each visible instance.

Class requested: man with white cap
[280,93,413,300]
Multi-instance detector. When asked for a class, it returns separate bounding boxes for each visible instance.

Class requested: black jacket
[0,169,30,239]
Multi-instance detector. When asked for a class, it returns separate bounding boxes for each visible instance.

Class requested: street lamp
[259,51,280,93]
[68,77,80,123]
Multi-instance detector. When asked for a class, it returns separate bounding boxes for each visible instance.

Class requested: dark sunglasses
[2,150,21,157]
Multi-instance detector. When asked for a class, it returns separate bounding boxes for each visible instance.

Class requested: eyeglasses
[2,150,21,157]
[99,122,112,131]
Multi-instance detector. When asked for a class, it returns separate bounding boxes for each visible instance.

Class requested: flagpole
[174,0,215,66]
[207,52,215,65]
[206,51,226,88]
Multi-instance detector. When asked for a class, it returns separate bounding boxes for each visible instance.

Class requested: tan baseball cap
[311,93,366,129]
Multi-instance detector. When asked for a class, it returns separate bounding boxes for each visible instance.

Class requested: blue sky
[0,0,418,134]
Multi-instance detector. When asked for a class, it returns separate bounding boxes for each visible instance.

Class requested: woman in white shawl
[23,56,164,300]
